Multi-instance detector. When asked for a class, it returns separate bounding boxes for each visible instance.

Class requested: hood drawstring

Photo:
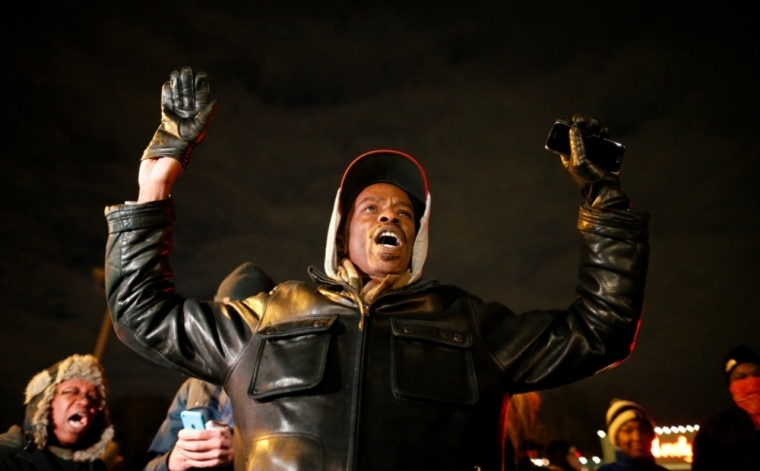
[335,258,412,305]
[334,258,412,330]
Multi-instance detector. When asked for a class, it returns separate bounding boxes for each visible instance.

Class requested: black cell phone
[545,122,625,174]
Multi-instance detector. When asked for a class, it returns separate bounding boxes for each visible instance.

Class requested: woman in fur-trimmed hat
[0,354,115,471]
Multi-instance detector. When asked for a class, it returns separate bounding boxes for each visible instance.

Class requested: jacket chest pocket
[248,315,338,400]
[390,318,479,405]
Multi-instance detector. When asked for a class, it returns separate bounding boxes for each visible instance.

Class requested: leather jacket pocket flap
[390,319,479,406]
[257,315,337,338]
[391,319,472,348]
[249,315,337,400]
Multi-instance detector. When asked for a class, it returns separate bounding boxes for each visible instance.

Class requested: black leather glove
[559,115,630,209]
[141,67,219,168]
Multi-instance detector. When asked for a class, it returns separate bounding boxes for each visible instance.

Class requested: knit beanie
[606,399,655,447]
[23,353,113,461]
[723,345,760,383]
[214,262,275,302]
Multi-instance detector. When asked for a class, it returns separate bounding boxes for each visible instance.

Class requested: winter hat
[339,150,428,228]
[324,149,431,283]
[23,353,113,461]
[724,345,760,383]
[214,262,275,302]
[606,399,655,447]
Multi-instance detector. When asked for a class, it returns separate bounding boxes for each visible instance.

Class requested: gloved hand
[559,115,629,209]
[141,67,219,168]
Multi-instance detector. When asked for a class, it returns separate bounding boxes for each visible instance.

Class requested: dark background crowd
[1,1,759,469]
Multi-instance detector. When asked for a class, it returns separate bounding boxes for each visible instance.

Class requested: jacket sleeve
[104,198,262,384]
[475,202,650,393]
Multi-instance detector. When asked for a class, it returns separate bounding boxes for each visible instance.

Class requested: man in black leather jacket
[104,67,649,470]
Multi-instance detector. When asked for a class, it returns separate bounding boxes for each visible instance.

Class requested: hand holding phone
[180,410,206,430]
[173,412,234,469]
[545,120,625,174]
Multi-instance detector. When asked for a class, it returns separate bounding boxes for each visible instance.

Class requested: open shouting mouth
[67,412,90,431]
[374,228,404,248]
[376,231,400,247]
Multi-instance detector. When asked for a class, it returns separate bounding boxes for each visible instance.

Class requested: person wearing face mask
[692,345,760,470]
[0,354,115,471]
[598,399,667,471]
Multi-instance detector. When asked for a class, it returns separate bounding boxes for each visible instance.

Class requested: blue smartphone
[180,410,206,430]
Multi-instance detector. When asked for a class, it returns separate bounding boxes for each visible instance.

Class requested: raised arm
[478,115,650,392]
[105,68,260,383]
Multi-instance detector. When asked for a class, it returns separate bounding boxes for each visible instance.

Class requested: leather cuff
[577,204,649,242]
[105,198,176,234]
[141,126,193,168]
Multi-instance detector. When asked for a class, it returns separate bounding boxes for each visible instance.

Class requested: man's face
[729,362,760,384]
[346,183,416,280]
[616,419,655,460]
[50,379,102,447]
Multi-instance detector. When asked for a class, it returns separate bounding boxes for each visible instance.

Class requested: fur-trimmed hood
[23,354,114,462]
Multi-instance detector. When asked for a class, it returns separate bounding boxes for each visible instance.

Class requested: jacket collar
[308,266,438,299]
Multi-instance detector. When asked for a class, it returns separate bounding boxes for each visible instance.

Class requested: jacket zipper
[310,269,437,469]
[348,300,370,470]
[348,281,436,468]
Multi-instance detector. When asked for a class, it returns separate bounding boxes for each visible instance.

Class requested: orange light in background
[651,435,693,463]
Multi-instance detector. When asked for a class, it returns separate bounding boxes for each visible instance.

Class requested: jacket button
[403,327,414,334]
[313,320,325,327]
[453,333,464,342]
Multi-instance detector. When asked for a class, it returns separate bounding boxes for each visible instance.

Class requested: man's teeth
[377,232,400,247]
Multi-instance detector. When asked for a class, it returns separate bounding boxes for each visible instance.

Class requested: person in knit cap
[104,67,650,470]
[597,399,666,471]
[692,344,760,470]
[0,354,114,471]
[143,262,275,471]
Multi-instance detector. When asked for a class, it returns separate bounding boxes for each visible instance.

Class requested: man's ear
[336,229,347,258]
[337,206,354,259]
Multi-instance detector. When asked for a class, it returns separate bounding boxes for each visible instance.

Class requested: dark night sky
[2,0,759,463]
